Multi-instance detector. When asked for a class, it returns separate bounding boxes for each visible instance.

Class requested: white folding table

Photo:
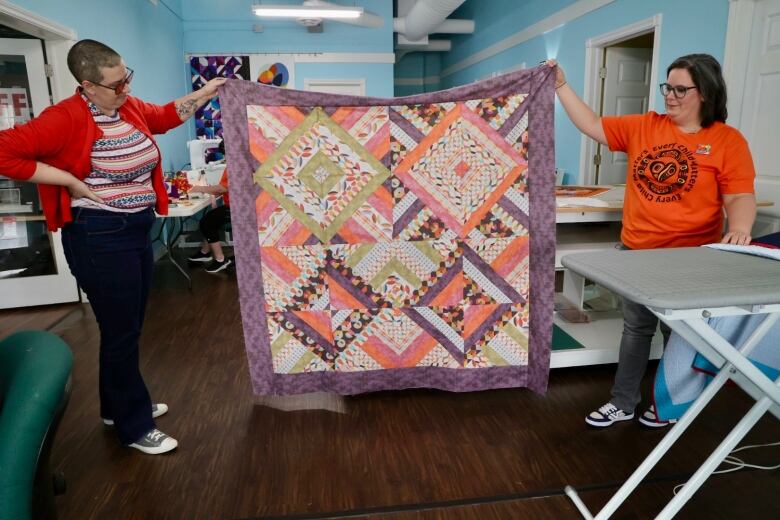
[155,196,213,289]
[560,247,780,519]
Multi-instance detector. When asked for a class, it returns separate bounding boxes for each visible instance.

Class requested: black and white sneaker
[585,402,634,428]
[205,257,233,273]
[188,250,212,263]
[638,405,677,428]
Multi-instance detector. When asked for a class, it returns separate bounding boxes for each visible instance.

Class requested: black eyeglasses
[92,68,134,95]
[660,83,697,99]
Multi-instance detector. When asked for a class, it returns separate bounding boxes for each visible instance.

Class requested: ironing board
[559,247,780,519]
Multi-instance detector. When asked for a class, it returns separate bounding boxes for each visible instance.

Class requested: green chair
[0,331,73,520]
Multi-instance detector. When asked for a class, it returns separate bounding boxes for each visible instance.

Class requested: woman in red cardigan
[0,39,225,455]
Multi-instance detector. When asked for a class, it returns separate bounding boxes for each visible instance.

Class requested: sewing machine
[187,138,222,170]
[184,138,225,187]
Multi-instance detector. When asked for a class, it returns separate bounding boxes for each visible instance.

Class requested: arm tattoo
[176,99,199,121]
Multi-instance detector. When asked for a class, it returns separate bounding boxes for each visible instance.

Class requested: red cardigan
[0,91,183,230]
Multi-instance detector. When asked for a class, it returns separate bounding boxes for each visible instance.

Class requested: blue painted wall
[181,0,393,54]
[434,0,731,183]
[10,0,395,168]
[10,0,189,169]
[394,52,441,97]
[181,0,394,97]
[11,0,732,184]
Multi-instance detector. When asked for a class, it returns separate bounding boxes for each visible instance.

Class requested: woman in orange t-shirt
[547,54,756,428]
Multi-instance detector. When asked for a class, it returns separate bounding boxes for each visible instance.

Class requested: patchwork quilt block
[220,67,555,395]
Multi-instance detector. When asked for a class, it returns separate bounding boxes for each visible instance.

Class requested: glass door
[0,38,79,308]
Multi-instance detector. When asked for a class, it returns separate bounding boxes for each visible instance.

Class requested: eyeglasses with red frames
[92,67,134,95]
[660,83,697,99]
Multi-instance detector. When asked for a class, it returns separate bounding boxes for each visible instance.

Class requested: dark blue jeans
[62,207,156,444]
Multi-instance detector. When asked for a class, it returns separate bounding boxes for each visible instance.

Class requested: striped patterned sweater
[72,94,159,212]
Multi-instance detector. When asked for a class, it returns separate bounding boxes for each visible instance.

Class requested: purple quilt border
[220,66,556,396]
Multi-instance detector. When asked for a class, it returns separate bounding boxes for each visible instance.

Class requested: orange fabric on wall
[602,112,755,250]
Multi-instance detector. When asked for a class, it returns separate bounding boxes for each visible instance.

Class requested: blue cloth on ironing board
[654,314,780,421]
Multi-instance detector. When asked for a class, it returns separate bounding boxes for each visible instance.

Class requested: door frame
[0,2,81,308]
[0,1,77,103]
[578,14,662,185]
[723,0,757,129]
[723,0,780,237]
[0,38,49,121]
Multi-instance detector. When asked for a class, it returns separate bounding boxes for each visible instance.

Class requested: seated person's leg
[188,206,228,263]
[201,206,232,273]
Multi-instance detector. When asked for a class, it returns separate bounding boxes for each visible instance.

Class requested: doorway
[724,0,780,235]
[0,10,80,308]
[578,15,662,185]
[595,34,653,185]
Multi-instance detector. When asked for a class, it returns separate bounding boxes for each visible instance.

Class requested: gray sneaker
[129,429,178,455]
[102,403,168,426]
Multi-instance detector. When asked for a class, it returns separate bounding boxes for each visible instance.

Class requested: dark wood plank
[0,301,80,338]
[31,260,780,520]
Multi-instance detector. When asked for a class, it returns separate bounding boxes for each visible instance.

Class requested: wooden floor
[4,258,780,520]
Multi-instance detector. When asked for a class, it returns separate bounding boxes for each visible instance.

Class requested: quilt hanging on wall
[190,55,251,140]
[220,66,556,396]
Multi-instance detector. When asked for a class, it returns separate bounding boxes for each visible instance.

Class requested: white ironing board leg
[566,311,779,519]
[656,379,779,519]
[566,362,732,519]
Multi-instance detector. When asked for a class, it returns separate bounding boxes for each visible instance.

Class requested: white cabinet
[550,207,663,368]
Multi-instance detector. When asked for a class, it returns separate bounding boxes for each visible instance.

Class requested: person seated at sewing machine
[187,140,232,274]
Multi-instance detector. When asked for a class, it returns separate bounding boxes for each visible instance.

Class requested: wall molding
[440,0,616,79]
[186,52,395,64]
[295,53,395,63]
[394,75,441,86]
[303,78,366,95]
[0,0,76,39]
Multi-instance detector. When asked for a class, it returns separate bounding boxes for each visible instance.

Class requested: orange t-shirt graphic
[602,112,755,249]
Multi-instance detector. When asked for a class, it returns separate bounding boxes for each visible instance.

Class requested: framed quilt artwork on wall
[190,55,251,140]
[220,66,556,396]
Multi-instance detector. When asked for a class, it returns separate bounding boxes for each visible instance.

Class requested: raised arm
[547,60,608,146]
[173,77,227,122]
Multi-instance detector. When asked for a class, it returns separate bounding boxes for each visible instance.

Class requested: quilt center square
[255,107,391,243]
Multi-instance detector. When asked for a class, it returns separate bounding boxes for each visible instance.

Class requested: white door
[0,38,79,308]
[738,0,780,223]
[597,46,652,185]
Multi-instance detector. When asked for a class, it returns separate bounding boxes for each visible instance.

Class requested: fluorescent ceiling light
[253,5,363,19]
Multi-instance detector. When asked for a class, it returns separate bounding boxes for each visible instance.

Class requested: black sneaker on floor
[205,257,233,273]
[188,250,212,263]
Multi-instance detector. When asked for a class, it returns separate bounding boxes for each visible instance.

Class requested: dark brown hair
[667,54,727,127]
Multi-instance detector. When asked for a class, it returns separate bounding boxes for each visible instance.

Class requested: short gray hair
[67,39,122,84]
